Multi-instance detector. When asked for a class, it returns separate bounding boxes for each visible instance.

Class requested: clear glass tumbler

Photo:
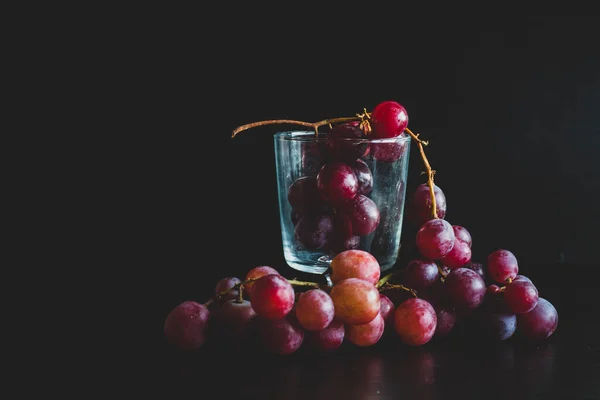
[274,130,411,274]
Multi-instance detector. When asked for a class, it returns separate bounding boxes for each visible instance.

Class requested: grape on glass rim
[370,100,409,138]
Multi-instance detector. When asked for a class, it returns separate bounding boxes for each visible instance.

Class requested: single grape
[416,218,455,260]
[256,314,305,355]
[316,161,358,203]
[330,249,381,285]
[326,122,369,162]
[487,249,519,283]
[339,194,380,236]
[250,274,295,320]
[294,212,335,250]
[346,312,385,347]
[514,274,532,283]
[164,301,211,350]
[444,267,486,311]
[468,262,486,281]
[215,277,241,302]
[440,237,472,269]
[401,258,440,294]
[370,140,407,163]
[370,100,409,138]
[349,158,373,195]
[504,280,539,314]
[452,225,472,247]
[487,284,502,295]
[379,294,395,326]
[287,176,325,214]
[244,266,280,298]
[476,310,517,341]
[216,299,257,341]
[301,141,327,176]
[393,298,437,346]
[330,278,380,325]
[325,212,357,254]
[305,320,345,352]
[409,183,447,227]
[295,289,335,331]
[434,306,456,338]
[517,298,559,340]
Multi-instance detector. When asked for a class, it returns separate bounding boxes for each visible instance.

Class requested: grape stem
[376,272,396,289]
[231,116,364,138]
[204,278,260,306]
[436,264,448,282]
[405,127,438,219]
[287,279,323,290]
[380,282,418,298]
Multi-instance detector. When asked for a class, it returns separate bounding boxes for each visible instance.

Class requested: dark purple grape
[305,320,345,352]
[326,212,359,254]
[294,213,335,250]
[370,140,407,163]
[487,284,502,295]
[301,142,326,175]
[504,280,539,314]
[416,218,455,260]
[316,162,358,203]
[434,306,456,338]
[379,294,396,326]
[288,176,327,214]
[444,267,486,311]
[487,249,519,283]
[401,258,440,294]
[348,158,373,195]
[517,298,558,340]
[452,225,472,247]
[164,301,211,350]
[256,314,305,355]
[216,299,257,341]
[468,262,486,281]
[326,122,369,162]
[514,274,532,283]
[291,209,301,225]
[339,194,380,236]
[476,311,517,341]
[215,277,241,302]
[409,183,447,227]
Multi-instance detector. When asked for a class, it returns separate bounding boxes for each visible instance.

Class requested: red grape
[379,294,395,326]
[504,280,539,314]
[216,299,257,340]
[330,278,380,325]
[330,249,381,285]
[393,298,437,346]
[294,212,335,250]
[370,100,409,138]
[295,289,335,331]
[349,158,373,195]
[244,266,280,298]
[468,262,486,281]
[401,258,440,294]
[305,320,345,351]
[250,274,295,320]
[256,314,305,355]
[339,194,380,236]
[434,306,456,338]
[452,225,472,247]
[316,161,358,203]
[487,284,502,295]
[326,122,369,162]
[514,274,532,283]
[517,298,558,340]
[487,249,519,283]
[416,218,455,260]
[444,267,486,311]
[287,176,325,214]
[215,277,241,302]
[370,140,407,163]
[347,312,385,347]
[410,183,447,227]
[440,237,472,269]
[164,301,211,350]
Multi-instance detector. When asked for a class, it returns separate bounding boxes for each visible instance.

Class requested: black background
[108,14,600,331]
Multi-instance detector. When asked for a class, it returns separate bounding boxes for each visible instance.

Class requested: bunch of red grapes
[164,101,559,354]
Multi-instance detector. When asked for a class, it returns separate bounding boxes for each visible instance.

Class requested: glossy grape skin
[487,284,502,295]
[326,122,369,162]
[305,320,345,352]
[416,218,455,260]
[370,140,407,163]
[452,225,472,247]
[244,266,280,298]
[294,212,335,250]
[330,278,380,325]
[330,249,381,285]
[468,262,486,281]
[256,314,305,355]
[517,298,559,340]
[514,274,532,283]
[316,161,358,203]
[339,194,380,236]
[215,276,241,302]
[379,295,395,326]
[164,301,211,350]
[393,298,437,346]
[401,258,440,294]
[410,183,447,227]
[504,280,539,314]
[477,311,517,341]
[295,289,335,331]
[217,299,257,341]
[440,238,472,269]
[250,274,295,320]
[287,176,325,214]
[349,158,373,195]
[434,306,456,338]
[370,100,409,138]
[347,312,385,347]
[487,249,519,283]
[444,267,486,311]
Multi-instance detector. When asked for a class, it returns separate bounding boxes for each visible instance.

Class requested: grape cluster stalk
[164,101,558,354]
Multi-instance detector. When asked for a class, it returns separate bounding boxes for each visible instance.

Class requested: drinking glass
[274,130,411,274]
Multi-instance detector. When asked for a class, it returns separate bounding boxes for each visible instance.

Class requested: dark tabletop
[148,263,600,400]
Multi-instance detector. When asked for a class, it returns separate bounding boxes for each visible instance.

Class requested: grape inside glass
[274,130,411,274]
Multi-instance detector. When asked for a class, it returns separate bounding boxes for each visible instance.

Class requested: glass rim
[273,130,412,144]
